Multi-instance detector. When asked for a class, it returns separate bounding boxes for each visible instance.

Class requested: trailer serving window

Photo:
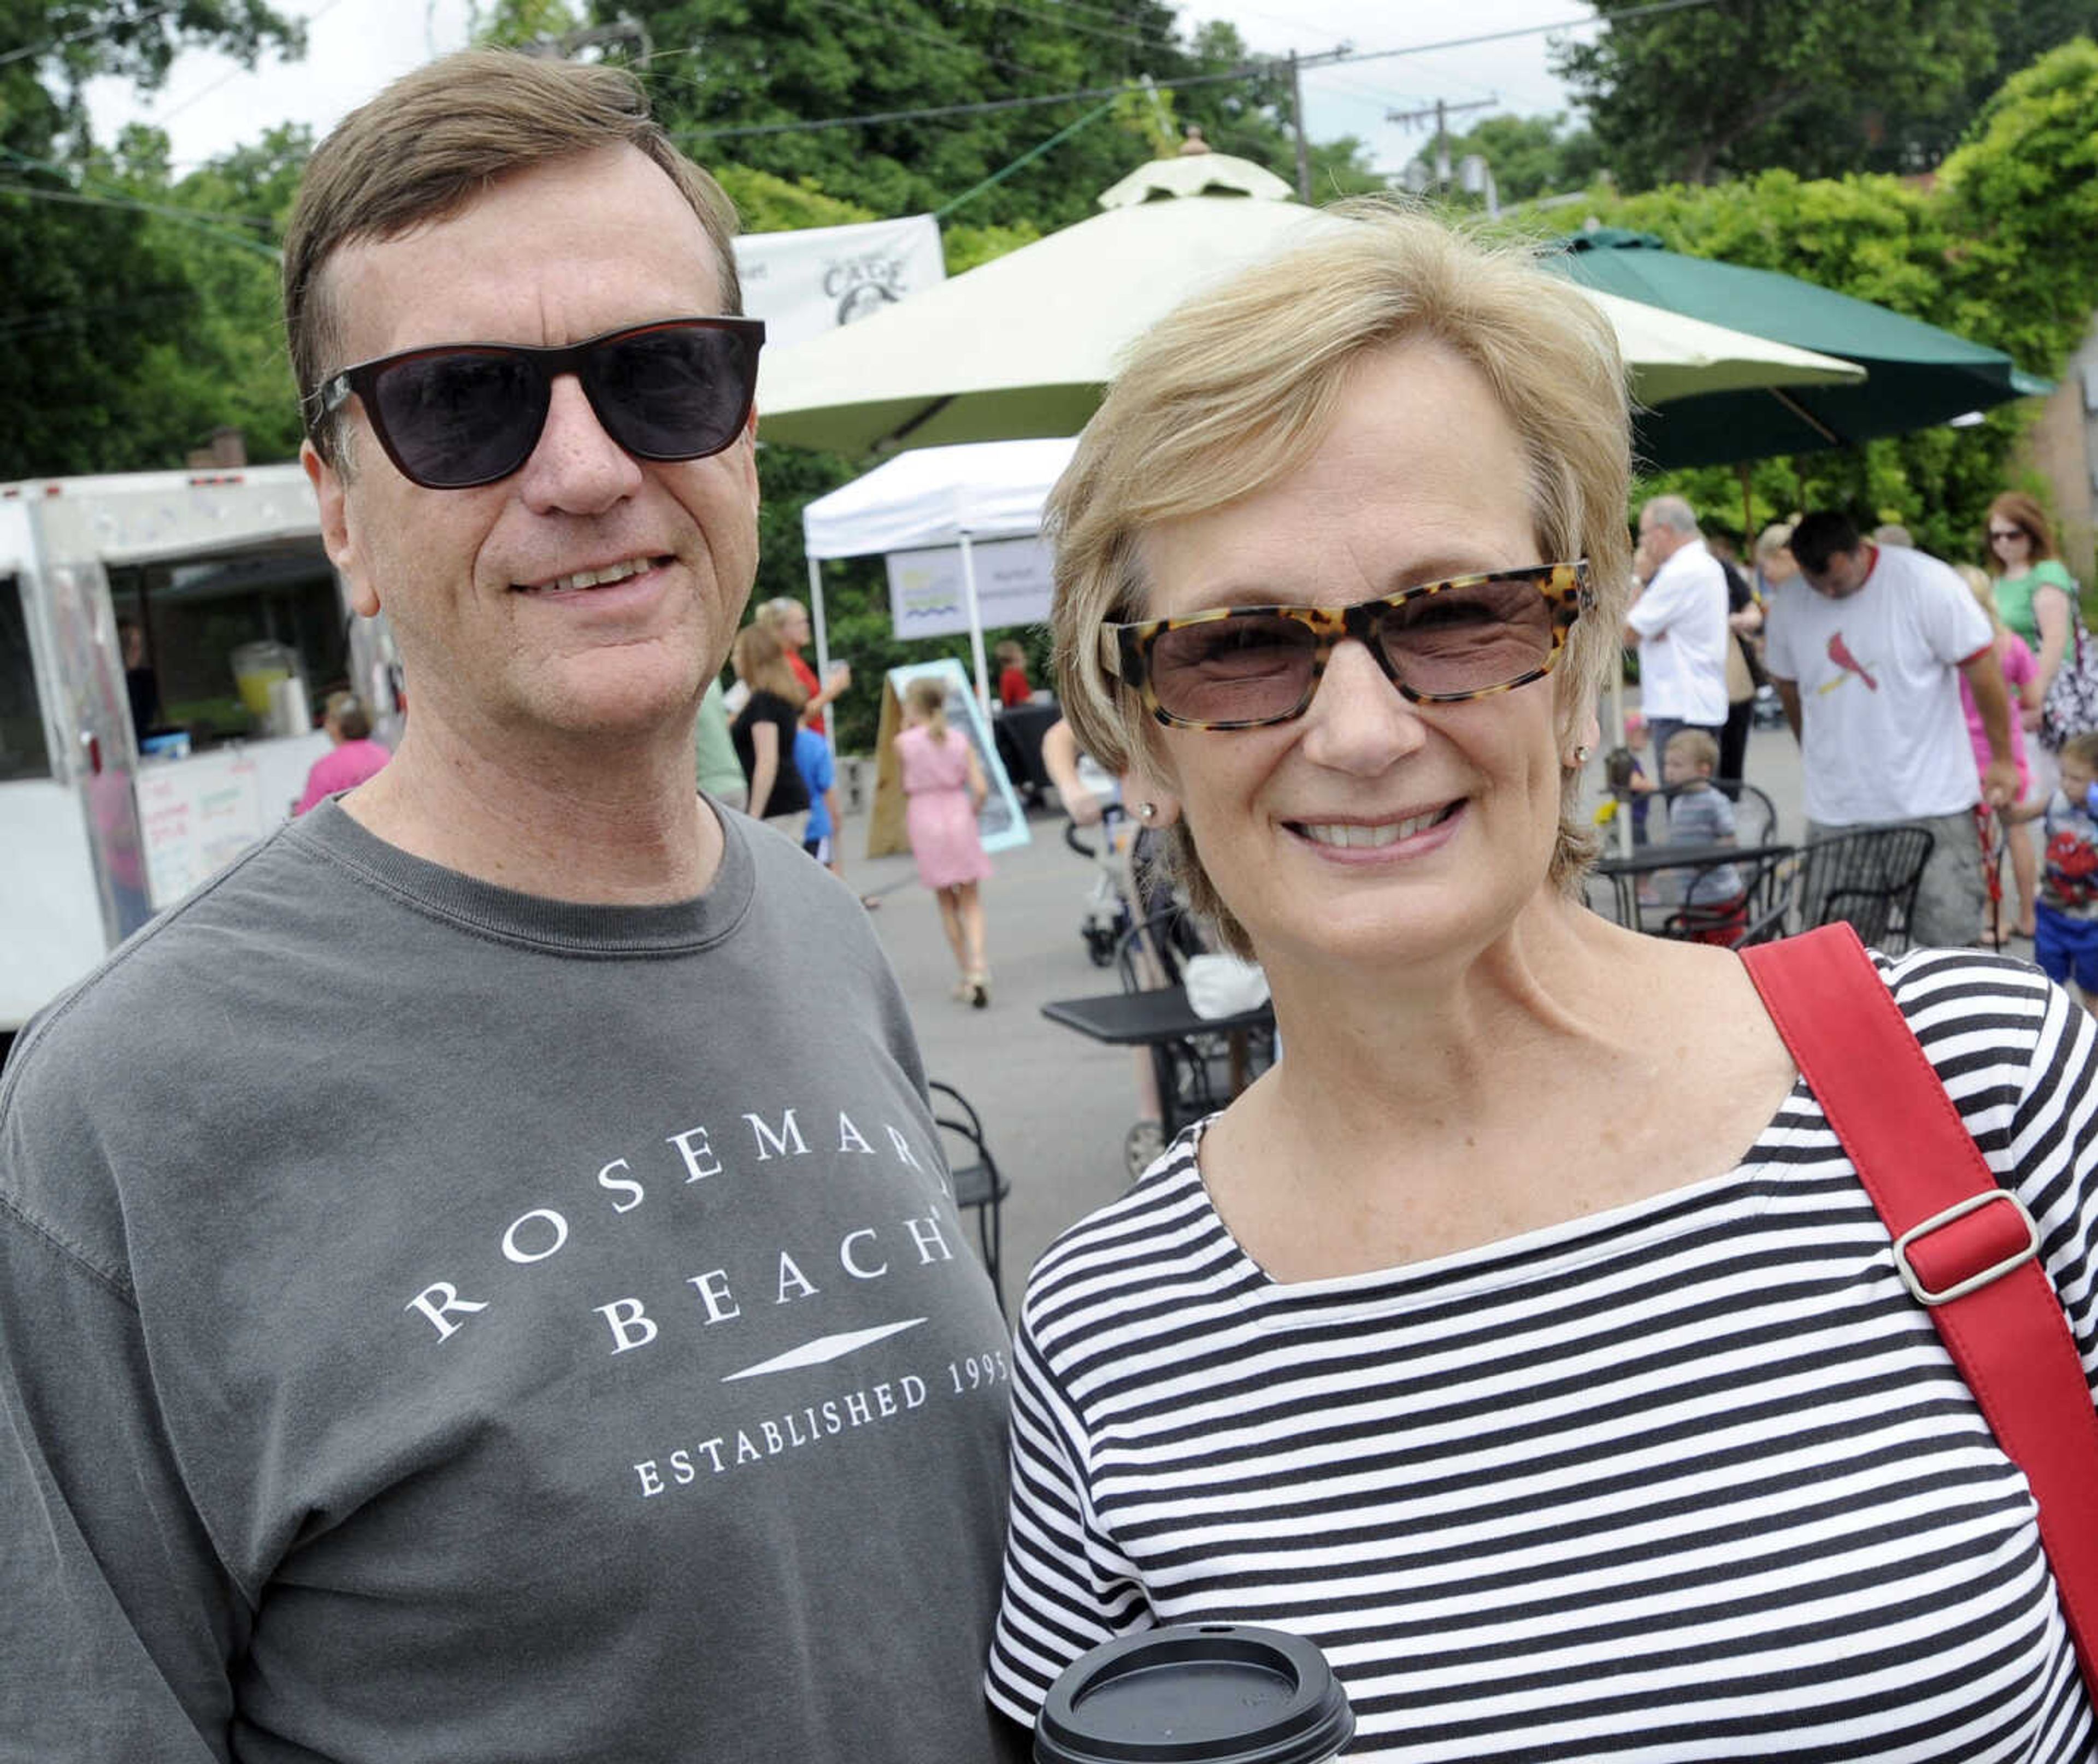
[0,574,53,782]
[109,539,345,748]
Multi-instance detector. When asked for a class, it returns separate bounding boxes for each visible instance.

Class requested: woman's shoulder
[1016,1130,1235,1335]
[2035,558,2078,591]
[1867,945,2083,1134]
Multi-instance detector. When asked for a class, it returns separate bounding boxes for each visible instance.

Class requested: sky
[82,0,1589,184]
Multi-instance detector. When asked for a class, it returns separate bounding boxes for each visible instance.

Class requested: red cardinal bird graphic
[1820,631,1878,693]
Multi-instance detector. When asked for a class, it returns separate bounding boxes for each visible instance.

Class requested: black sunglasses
[307,316,766,489]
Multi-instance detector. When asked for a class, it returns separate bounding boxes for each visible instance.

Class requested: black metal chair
[1795,824,1936,952]
[1112,913,1273,1147]
[1656,844,1795,948]
[927,1079,1010,1306]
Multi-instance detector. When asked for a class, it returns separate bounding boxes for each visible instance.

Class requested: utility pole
[1386,95,1495,186]
[1286,53,1313,202]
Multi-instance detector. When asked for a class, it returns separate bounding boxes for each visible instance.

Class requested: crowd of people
[1,44,2093,1764]
[1618,479,2098,1001]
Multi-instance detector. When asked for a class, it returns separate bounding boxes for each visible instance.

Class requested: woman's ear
[1120,756,1182,828]
[1563,707,1601,770]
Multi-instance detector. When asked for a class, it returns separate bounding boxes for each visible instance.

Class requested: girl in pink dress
[895,675,993,1006]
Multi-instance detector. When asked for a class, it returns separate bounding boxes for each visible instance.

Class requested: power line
[675,0,1722,143]
[675,67,1257,141]
[0,181,284,257]
[0,2,179,68]
[968,0,1178,52]
[802,0,1060,85]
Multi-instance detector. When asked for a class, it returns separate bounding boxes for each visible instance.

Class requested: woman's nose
[1297,638,1428,771]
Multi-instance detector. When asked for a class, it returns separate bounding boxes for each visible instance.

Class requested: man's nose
[516,374,643,512]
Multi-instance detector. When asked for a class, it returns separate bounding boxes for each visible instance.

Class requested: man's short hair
[1788,511,1864,575]
[285,49,742,468]
[1640,494,1700,536]
[1666,728,1719,774]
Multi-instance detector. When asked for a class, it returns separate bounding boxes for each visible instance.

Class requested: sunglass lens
[1149,615,1316,724]
[373,349,545,488]
[1381,577,1552,696]
[588,325,757,462]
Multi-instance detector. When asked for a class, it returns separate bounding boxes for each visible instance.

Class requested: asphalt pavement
[841,709,2016,1319]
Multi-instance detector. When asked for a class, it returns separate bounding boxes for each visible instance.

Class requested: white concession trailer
[0,464,397,1054]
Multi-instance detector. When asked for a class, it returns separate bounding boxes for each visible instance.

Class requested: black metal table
[1042,987,1276,1135]
[1592,840,1794,935]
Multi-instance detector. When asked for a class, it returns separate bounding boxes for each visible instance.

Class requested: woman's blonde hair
[730,623,808,709]
[1047,202,1634,953]
[905,675,951,741]
[1955,562,2008,638]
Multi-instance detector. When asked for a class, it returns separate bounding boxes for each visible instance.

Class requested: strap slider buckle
[1892,1189,2040,1308]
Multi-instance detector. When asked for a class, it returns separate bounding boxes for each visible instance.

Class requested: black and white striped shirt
[988,950,2098,1759]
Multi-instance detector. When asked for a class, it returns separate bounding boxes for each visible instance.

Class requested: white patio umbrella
[757,154,1864,456]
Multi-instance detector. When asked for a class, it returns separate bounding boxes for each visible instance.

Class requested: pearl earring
[1137,801,1159,822]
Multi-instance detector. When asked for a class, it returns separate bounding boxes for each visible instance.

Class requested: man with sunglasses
[0,49,1016,1764]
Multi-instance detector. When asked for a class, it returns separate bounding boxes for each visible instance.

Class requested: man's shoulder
[5,829,341,1080]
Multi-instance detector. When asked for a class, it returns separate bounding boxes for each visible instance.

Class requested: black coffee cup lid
[1034,1623,1356,1763]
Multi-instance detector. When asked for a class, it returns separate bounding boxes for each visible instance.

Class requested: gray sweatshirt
[0,801,1015,1761]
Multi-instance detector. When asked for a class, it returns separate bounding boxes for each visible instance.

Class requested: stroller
[1068,806,1137,967]
[1065,804,1203,972]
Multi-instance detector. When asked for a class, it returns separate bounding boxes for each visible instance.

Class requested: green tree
[1533,38,2098,573]
[0,0,302,475]
[622,0,1305,231]
[1440,113,1600,205]
[1554,0,1996,188]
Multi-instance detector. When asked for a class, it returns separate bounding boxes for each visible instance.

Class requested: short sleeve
[1761,583,1802,682]
[984,1313,1144,1727]
[1914,561,1994,664]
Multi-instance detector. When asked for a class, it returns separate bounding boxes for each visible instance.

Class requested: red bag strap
[1741,924,2098,1700]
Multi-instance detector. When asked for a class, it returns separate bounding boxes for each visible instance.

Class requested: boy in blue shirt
[793,725,845,880]
[2037,729,2098,1011]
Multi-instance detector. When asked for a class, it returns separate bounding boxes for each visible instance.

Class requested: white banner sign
[885,537,1055,640]
[733,216,946,350]
[137,748,266,908]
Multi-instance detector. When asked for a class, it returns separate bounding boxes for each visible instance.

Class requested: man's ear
[303,438,381,620]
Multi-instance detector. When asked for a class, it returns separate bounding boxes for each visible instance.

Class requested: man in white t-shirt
[1624,495,1730,773]
[1764,511,2017,948]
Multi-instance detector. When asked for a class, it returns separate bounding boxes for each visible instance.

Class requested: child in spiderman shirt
[2036,729,2098,1011]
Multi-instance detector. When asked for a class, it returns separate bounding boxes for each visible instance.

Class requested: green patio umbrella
[1547,228,2051,470]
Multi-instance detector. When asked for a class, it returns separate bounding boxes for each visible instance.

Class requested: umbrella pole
[1609,660,1631,859]
[808,554,838,773]
[958,532,992,710]
[1738,462,1753,542]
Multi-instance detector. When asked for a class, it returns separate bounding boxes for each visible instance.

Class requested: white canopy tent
[799,436,1080,709]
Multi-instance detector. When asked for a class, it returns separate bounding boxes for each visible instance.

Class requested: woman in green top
[1988,492,2077,757]
[1988,492,2077,938]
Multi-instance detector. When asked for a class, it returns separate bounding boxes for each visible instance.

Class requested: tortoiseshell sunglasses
[1100,561,1592,731]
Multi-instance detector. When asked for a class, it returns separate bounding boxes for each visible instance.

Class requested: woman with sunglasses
[1987,493,2079,939]
[985,208,2098,1758]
